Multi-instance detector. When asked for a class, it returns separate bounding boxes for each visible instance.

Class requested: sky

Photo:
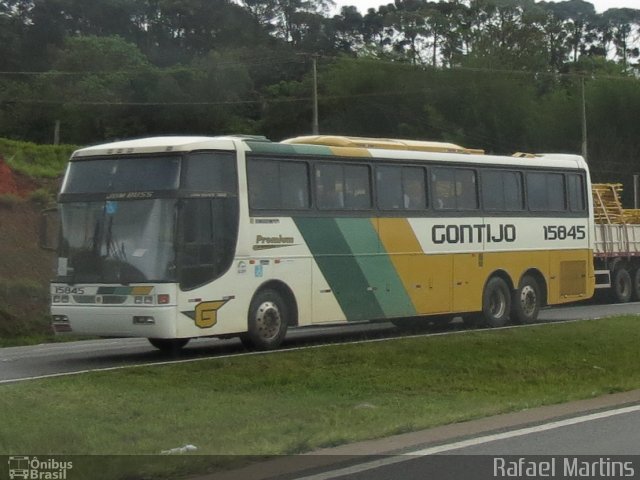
[331,0,640,14]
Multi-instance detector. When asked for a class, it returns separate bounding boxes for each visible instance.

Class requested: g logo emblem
[194,300,228,329]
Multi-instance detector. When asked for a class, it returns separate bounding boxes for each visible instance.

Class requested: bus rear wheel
[148,338,190,354]
[476,277,511,328]
[511,275,541,324]
[241,289,289,350]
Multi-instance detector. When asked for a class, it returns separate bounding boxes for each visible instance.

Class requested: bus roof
[71,134,587,171]
[282,135,485,155]
[275,135,587,171]
[71,135,265,158]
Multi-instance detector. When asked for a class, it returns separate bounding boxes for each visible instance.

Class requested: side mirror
[39,207,60,251]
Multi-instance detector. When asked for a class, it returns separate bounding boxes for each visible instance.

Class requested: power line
[0,57,306,77]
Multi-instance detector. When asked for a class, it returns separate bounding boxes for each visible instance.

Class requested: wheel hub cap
[255,301,281,340]
[520,285,537,316]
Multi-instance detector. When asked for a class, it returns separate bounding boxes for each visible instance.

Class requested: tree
[541,0,597,62]
[602,8,640,71]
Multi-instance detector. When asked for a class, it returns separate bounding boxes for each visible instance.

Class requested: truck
[593,183,640,303]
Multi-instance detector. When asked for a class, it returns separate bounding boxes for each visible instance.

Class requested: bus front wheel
[241,289,289,350]
[476,277,511,328]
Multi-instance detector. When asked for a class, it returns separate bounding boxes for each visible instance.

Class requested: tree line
[1,0,640,194]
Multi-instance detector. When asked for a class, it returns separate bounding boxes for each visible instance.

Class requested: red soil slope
[0,155,39,197]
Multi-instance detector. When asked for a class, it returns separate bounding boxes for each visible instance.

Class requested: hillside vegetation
[0,138,74,178]
[0,0,639,196]
[2,0,640,343]
[0,139,69,344]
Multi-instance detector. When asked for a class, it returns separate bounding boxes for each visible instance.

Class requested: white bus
[49,135,594,351]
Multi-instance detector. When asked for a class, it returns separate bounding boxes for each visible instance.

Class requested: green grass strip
[1,316,639,459]
[0,137,75,178]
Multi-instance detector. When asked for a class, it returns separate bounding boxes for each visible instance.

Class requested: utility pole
[312,55,319,135]
[581,77,588,162]
[296,53,320,134]
[53,120,60,146]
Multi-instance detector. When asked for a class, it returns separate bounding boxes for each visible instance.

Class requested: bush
[28,188,54,206]
[0,193,22,209]
[0,278,51,339]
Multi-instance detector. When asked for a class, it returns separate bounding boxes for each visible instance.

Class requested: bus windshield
[57,199,177,284]
[56,150,240,287]
[63,156,181,194]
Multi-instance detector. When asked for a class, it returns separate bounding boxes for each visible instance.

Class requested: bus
[48,135,594,351]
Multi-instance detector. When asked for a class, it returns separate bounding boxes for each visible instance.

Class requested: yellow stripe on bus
[374,218,595,315]
[374,218,453,314]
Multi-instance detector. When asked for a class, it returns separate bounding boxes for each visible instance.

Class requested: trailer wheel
[633,268,640,302]
[611,266,632,304]
[475,277,511,328]
[241,289,288,350]
[148,338,189,354]
[511,275,541,324]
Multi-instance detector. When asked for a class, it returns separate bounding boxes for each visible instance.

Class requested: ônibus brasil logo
[8,456,73,479]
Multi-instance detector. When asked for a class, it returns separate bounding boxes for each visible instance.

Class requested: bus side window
[247,159,280,209]
[317,164,344,209]
[280,162,310,209]
[432,168,455,210]
[377,166,403,210]
[402,167,427,210]
[247,158,310,210]
[344,165,371,209]
[455,169,478,210]
[433,167,477,210]
[527,172,566,212]
[567,174,586,211]
[482,170,523,211]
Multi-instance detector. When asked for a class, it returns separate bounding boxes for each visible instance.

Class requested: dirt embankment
[0,155,40,197]
[0,154,52,283]
[0,156,54,337]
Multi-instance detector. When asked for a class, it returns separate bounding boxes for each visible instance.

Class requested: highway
[1,301,639,384]
[201,391,640,480]
[284,405,640,480]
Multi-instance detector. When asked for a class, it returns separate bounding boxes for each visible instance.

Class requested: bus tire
[148,338,189,354]
[241,289,288,350]
[476,277,511,328]
[633,268,640,301]
[511,275,541,324]
[611,266,632,303]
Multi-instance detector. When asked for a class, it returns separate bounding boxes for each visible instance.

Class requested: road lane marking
[295,404,640,480]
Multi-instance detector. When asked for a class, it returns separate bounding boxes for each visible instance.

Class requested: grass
[0,317,639,477]
[0,137,75,178]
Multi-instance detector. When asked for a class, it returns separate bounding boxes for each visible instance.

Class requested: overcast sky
[331,0,639,14]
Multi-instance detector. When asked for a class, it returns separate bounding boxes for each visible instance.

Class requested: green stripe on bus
[335,218,417,318]
[293,217,385,321]
[246,142,332,156]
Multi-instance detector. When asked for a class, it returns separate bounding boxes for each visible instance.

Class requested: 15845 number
[543,225,586,241]
[53,286,86,295]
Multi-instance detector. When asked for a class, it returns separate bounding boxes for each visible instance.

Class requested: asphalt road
[1,301,639,384]
[291,406,640,480]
